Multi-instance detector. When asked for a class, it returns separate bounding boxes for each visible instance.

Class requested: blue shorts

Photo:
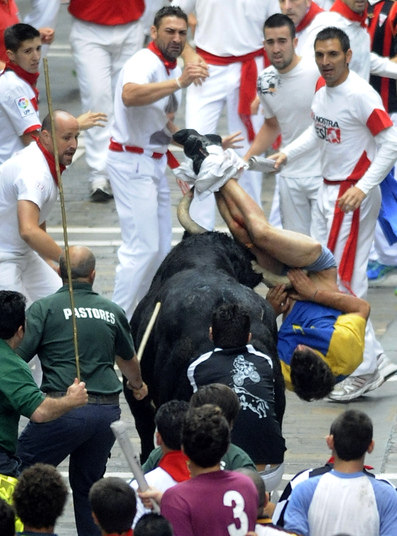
[305,246,336,272]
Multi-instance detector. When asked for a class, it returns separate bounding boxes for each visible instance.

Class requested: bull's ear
[209,327,213,341]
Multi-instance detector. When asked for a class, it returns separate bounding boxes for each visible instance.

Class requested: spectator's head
[189,383,240,428]
[151,6,188,61]
[0,290,26,343]
[290,345,335,401]
[278,0,312,27]
[59,246,96,283]
[182,404,230,468]
[0,498,15,536]
[155,400,190,451]
[341,0,368,14]
[13,463,68,531]
[210,304,251,348]
[89,477,137,535]
[236,468,267,519]
[328,410,374,461]
[135,513,174,536]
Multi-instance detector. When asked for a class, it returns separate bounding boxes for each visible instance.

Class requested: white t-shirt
[0,70,41,164]
[0,143,57,258]
[172,0,280,56]
[258,56,321,177]
[111,48,182,152]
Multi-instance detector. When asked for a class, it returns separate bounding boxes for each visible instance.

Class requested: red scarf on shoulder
[4,60,39,103]
[147,41,177,74]
[331,0,367,27]
[34,137,65,185]
[296,2,324,32]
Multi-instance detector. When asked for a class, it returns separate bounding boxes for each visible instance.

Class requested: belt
[46,392,119,405]
[109,139,164,159]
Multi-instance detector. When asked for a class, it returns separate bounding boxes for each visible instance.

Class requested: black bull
[123,232,286,460]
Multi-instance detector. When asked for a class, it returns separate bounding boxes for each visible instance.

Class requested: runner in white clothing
[107,6,208,321]
[245,14,321,236]
[170,0,280,231]
[0,110,80,302]
[272,27,397,401]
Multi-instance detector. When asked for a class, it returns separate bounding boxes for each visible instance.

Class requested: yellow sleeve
[325,314,366,377]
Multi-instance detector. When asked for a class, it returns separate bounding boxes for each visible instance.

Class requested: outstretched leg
[218,179,322,268]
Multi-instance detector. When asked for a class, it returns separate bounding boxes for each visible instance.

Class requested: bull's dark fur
[124,232,285,460]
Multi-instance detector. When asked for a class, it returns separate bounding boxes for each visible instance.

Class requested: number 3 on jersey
[223,490,249,536]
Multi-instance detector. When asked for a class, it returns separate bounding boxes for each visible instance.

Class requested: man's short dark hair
[236,468,266,517]
[0,498,15,536]
[153,6,188,28]
[135,513,174,536]
[330,410,373,461]
[182,404,230,468]
[89,477,137,534]
[13,463,68,529]
[211,303,250,348]
[4,23,40,52]
[189,383,240,427]
[314,26,350,53]
[264,13,296,39]
[155,400,189,451]
[290,347,336,401]
[0,290,26,340]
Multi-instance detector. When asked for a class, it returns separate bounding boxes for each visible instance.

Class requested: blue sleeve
[372,480,397,536]
[284,478,319,536]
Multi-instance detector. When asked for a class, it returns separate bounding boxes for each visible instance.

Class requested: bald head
[59,246,96,282]
[40,110,79,166]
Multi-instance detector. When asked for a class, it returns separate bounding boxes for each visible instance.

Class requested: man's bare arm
[17,200,62,262]
[244,117,280,160]
[287,269,370,319]
[122,63,208,107]
[116,355,148,400]
[30,378,87,423]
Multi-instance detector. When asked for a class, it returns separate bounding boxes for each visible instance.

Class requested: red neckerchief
[106,530,133,536]
[4,60,40,100]
[34,137,65,185]
[147,41,177,74]
[158,450,190,482]
[296,2,324,32]
[331,0,367,27]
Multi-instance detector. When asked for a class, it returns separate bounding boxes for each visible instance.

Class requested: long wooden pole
[43,58,81,381]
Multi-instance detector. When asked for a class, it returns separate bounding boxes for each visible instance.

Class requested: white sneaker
[328,370,384,402]
[377,353,397,381]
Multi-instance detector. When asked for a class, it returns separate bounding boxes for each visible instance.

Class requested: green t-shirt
[142,444,257,473]
[17,283,135,394]
[0,340,44,453]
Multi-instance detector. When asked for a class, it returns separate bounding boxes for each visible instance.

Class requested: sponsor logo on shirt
[15,96,35,118]
[313,114,341,144]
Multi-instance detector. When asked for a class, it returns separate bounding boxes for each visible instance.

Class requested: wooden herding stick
[43,58,81,381]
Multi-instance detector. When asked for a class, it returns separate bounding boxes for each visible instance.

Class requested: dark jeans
[17,403,121,536]
[0,450,20,477]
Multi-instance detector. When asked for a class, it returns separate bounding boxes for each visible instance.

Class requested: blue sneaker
[367,261,396,280]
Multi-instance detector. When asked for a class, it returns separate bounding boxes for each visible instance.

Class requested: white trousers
[70,19,145,188]
[313,183,383,375]
[279,175,323,236]
[24,0,62,58]
[107,151,172,321]
[0,250,61,305]
[185,61,264,230]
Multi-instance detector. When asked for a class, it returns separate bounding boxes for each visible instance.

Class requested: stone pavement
[14,2,397,533]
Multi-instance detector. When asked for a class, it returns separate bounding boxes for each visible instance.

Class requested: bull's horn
[177,189,207,234]
[251,261,292,289]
